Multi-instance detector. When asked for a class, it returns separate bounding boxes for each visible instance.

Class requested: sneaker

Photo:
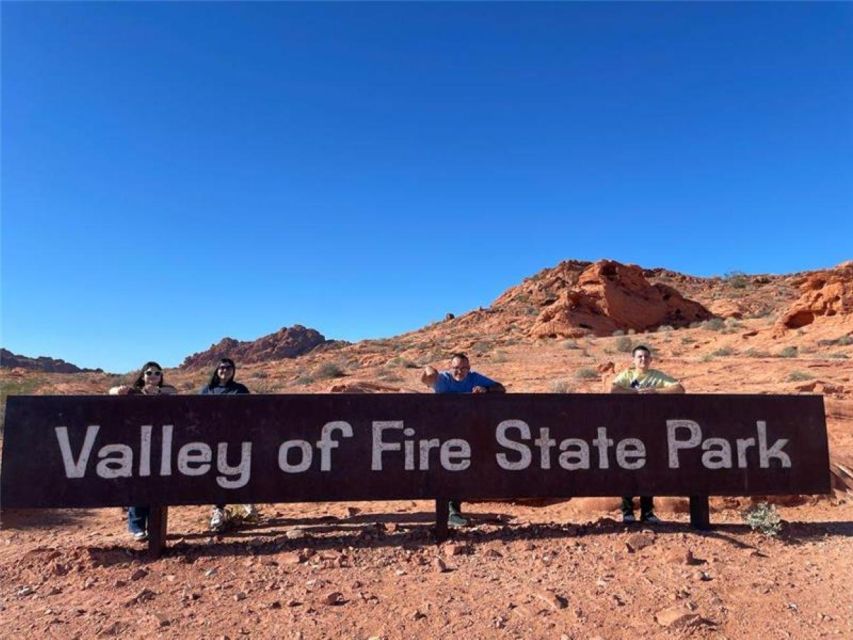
[210,507,228,532]
[622,512,636,524]
[447,512,468,528]
[131,530,148,542]
[641,513,662,524]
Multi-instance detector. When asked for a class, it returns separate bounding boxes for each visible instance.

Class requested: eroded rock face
[778,262,853,330]
[0,349,100,373]
[531,260,713,338]
[180,325,334,369]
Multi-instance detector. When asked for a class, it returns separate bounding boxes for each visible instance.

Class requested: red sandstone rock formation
[180,325,339,369]
[530,260,713,338]
[778,261,853,330]
[0,348,100,373]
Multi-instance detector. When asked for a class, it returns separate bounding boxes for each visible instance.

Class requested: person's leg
[210,504,228,531]
[127,506,149,539]
[640,496,658,521]
[448,500,467,527]
[621,497,635,516]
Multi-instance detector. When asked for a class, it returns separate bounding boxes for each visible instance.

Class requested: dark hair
[208,358,237,388]
[132,361,165,389]
[632,345,652,357]
[450,352,469,363]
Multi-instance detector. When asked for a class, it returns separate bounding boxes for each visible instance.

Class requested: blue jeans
[127,506,149,534]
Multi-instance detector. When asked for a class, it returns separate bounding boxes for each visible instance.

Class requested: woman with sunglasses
[108,361,177,541]
[199,358,255,531]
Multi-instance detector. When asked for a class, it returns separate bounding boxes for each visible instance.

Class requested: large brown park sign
[0,394,830,554]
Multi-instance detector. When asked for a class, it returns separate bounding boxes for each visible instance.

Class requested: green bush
[575,367,598,380]
[550,380,571,393]
[314,363,346,379]
[616,336,633,353]
[745,348,770,358]
[787,371,814,382]
[711,346,736,357]
[724,271,750,289]
[743,502,782,537]
[702,318,726,331]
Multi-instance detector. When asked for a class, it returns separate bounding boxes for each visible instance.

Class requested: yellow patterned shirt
[612,368,678,390]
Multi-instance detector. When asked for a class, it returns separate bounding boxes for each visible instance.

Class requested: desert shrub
[561,340,580,350]
[550,380,571,393]
[838,335,853,346]
[745,348,770,358]
[689,321,703,329]
[314,363,346,379]
[701,354,715,363]
[612,329,625,337]
[575,367,598,380]
[724,271,750,289]
[253,371,269,379]
[702,318,726,331]
[778,346,798,358]
[616,336,633,353]
[828,352,849,360]
[657,325,674,333]
[386,356,417,369]
[603,348,615,355]
[742,502,782,537]
[524,306,539,317]
[787,371,814,382]
[681,336,696,345]
[377,371,403,382]
[711,346,736,357]
[295,374,314,386]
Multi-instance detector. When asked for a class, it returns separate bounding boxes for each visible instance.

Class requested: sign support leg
[147,506,169,559]
[434,498,449,542]
[689,496,710,530]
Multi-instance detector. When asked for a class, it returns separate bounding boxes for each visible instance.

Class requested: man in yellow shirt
[610,345,684,523]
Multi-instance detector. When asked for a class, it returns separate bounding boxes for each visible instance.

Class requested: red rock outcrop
[531,260,713,338]
[180,325,340,369]
[0,349,101,373]
[778,261,853,330]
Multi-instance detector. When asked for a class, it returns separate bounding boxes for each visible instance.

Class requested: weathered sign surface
[1,394,830,509]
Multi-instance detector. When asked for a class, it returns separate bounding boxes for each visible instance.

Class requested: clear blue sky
[2,2,851,373]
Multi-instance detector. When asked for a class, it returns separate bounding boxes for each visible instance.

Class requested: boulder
[531,260,713,338]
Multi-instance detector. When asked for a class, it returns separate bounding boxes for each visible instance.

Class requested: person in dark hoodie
[199,358,255,530]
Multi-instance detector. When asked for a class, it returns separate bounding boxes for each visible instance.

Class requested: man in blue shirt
[421,352,505,527]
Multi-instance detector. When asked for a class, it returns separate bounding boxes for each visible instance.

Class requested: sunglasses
[144,370,162,376]
[218,365,233,371]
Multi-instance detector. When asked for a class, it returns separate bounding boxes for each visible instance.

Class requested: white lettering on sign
[278,440,312,473]
[667,420,791,469]
[496,421,647,471]
[371,421,471,471]
[55,425,99,478]
[54,425,253,487]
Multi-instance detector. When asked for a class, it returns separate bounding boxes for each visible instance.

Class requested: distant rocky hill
[0,349,101,374]
[179,324,345,370]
